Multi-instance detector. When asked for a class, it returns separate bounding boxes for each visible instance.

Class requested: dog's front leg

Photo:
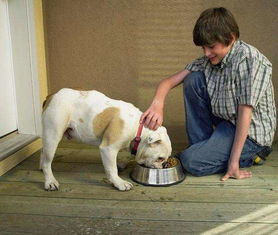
[99,146,133,191]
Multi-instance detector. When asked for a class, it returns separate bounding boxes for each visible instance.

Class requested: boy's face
[202,40,234,65]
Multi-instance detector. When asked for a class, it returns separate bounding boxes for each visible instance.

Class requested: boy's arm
[141,69,190,130]
[221,104,253,181]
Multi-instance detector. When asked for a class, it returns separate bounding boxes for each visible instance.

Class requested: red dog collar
[131,123,144,155]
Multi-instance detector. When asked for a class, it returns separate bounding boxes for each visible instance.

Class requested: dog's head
[135,126,172,169]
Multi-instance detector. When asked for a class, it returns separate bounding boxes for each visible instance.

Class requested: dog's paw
[45,179,59,191]
[114,179,133,191]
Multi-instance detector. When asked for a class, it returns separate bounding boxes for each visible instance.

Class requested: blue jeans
[179,71,264,176]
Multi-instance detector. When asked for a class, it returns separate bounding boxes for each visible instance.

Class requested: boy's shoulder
[238,40,260,58]
[235,40,271,66]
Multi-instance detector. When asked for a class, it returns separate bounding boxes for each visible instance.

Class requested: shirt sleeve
[185,56,206,72]
[237,56,272,108]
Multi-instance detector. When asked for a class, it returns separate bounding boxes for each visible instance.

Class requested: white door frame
[0,0,43,175]
[7,0,42,136]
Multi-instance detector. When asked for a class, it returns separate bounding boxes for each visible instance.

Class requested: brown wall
[43,0,278,149]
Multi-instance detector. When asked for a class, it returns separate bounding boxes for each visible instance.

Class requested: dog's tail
[42,93,55,112]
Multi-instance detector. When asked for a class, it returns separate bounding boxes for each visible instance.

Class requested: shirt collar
[212,40,241,69]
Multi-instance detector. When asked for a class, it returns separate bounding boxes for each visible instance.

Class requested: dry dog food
[163,157,178,168]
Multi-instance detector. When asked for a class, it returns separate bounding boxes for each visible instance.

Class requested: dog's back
[42,88,141,145]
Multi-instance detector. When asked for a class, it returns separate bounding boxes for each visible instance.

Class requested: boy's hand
[140,102,163,131]
[221,162,252,181]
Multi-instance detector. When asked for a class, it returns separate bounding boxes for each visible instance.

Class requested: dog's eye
[157,157,165,162]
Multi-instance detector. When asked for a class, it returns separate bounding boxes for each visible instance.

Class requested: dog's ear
[147,132,161,144]
[158,126,167,133]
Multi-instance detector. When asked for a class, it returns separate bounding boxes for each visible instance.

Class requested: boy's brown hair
[193,7,240,46]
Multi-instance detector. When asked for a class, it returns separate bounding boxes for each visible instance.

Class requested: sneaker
[257,146,272,160]
[253,156,264,165]
[253,146,272,165]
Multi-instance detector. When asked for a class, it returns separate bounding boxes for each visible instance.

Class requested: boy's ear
[230,33,236,42]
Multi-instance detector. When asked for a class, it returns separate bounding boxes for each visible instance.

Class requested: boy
[140,7,276,181]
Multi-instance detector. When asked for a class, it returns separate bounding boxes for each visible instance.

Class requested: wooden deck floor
[0,142,277,234]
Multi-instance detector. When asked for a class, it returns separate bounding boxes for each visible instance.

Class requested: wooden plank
[1,166,278,192]
[0,181,277,204]
[0,213,277,234]
[1,167,278,190]
[16,158,278,176]
[14,147,278,179]
[0,195,277,223]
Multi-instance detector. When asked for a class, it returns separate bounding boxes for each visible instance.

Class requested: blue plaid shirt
[186,40,276,146]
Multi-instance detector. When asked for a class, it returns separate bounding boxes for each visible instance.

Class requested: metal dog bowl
[130,158,185,186]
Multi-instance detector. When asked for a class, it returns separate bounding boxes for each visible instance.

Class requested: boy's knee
[179,146,226,176]
[179,149,206,176]
[183,71,205,92]
[184,161,206,176]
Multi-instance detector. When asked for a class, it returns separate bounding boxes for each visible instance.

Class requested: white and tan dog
[41,88,172,191]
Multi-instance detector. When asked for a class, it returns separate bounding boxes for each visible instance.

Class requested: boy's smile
[202,40,235,65]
